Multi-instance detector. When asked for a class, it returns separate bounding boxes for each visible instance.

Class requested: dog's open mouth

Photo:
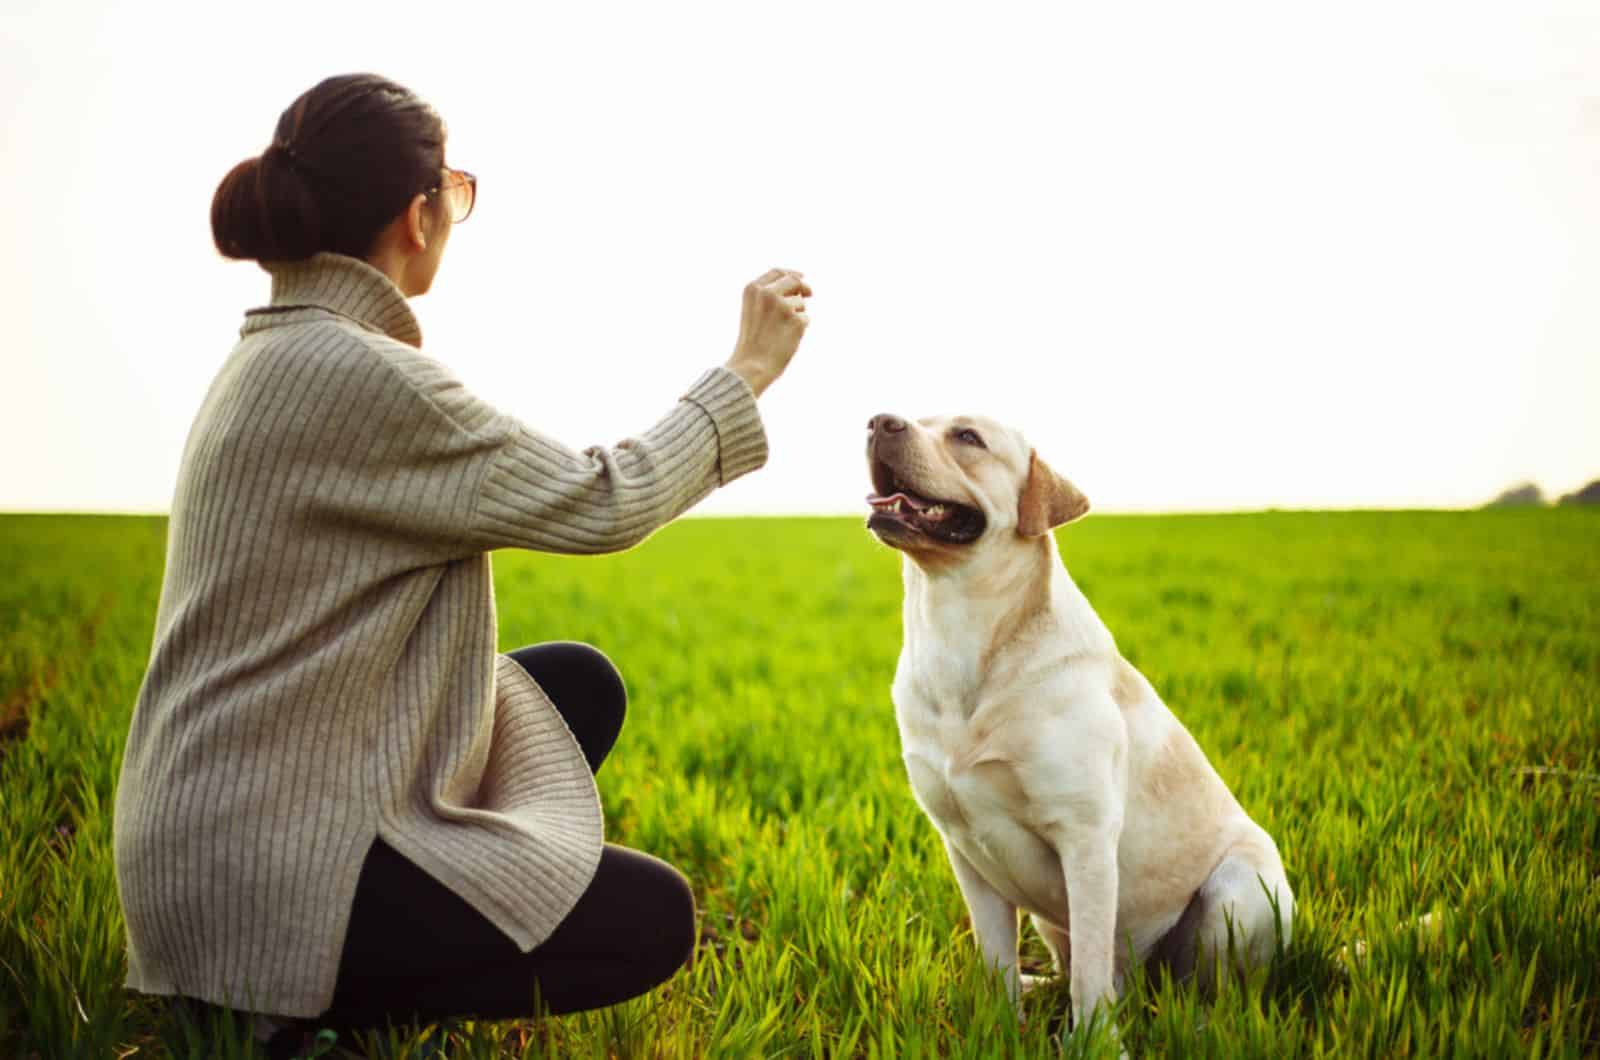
[866,460,986,544]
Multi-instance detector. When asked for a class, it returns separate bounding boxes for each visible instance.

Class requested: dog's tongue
[866,491,933,511]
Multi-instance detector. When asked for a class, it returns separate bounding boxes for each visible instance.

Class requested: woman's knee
[506,641,627,771]
[568,642,626,720]
[509,642,625,713]
[591,846,696,984]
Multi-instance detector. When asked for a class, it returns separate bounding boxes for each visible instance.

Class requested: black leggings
[187,642,696,1047]
[323,642,695,1028]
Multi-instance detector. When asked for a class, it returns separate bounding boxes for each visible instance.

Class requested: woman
[112,73,810,1054]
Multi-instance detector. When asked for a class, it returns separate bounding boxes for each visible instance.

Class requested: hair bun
[210,148,323,263]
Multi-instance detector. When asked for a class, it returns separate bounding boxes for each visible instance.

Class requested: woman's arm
[462,365,766,555]
[313,268,809,557]
[462,269,809,554]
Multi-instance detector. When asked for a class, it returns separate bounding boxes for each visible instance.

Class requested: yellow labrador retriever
[865,412,1293,1034]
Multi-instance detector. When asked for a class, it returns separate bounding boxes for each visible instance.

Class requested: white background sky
[3,1,1597,515]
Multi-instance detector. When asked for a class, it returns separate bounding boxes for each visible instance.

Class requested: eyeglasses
[427,168,477,223]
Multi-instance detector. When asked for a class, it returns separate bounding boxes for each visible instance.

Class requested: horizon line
[0,502,1580,520]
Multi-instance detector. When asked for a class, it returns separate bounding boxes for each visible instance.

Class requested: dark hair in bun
[211,74,445,263]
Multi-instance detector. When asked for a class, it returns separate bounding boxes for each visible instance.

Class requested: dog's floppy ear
[1016,451,1089,537]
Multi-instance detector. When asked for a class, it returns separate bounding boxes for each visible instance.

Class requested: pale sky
[3,1,1597,515]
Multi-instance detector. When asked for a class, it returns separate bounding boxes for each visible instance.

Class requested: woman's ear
[403,193,430,252]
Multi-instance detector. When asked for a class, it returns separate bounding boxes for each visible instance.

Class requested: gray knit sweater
[113,252,768,1017]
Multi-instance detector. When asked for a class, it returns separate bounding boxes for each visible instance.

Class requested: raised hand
[725,268,812,398]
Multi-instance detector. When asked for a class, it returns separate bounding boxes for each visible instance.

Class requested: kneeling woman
[112,73,810,1054]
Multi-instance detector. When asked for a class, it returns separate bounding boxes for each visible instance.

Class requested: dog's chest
[894,707,1069,923]
[891,658,1017,839]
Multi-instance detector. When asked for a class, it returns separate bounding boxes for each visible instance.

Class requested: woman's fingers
[772,273,812,298]
[783,294,809,327]
[749,270,811,325]
[752,268,811,298]
[753,267,803,289]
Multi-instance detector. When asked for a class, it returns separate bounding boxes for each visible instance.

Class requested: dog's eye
[953,428,986,448]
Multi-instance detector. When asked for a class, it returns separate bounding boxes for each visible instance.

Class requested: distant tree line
[1486,479,1600,507]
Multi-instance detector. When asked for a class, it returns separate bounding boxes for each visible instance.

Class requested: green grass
[2,509,1597,1058]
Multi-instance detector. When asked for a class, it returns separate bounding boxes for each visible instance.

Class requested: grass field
[2,509,1597,1058]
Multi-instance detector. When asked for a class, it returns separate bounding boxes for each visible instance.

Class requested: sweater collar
[244,253,423,347]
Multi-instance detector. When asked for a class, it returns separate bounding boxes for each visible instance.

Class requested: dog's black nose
[869,414,907,435]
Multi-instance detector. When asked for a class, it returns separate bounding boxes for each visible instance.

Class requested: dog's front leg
[943,839,1021,1005]
[1059,829,1120,1032]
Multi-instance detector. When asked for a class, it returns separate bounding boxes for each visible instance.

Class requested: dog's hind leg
[1154,835,1294,992]
[1145,887,1206,984]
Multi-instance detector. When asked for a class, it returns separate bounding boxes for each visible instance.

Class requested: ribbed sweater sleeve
[344,337,767,557]
[469,367,766,554]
